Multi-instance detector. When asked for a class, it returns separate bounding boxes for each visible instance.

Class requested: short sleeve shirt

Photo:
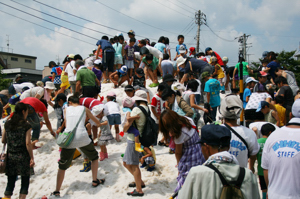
[130,105,149,136]
[113,42,123,57]
[243,88,251,108]
[51,66,63,84]
[174,117,196,144]
[76,67,97,87]
[278,86,294,110]
[204,78,221,107]
[124,45,135,60]
[154,43,166,53]
[245,92,272,110]
[184,58,208,74]
[235,62,249,76]
[65,61,76,81]
[96,39,114,52]
[267,61,280,79]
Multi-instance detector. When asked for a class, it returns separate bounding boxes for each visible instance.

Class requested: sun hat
[198,124,231,147]
[94,59,102,65]
[245,77,258,84]
[220,94,243,119]
[292,99,300,118]
[210,56,217,62]
[256,101,269,112]
[176,56,186,67]
[44,81,56,90]
[122,97,135,108]
[68,54,75,59]
[107,91,116,97]
[119,65,128,74]
[178,45,186,54]
[132,90,148,102]
[222,56,229,62]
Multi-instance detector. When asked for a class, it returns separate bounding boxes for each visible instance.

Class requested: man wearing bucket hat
[178,124,260,199]
[262,99,300,198]
[220,94,259,168]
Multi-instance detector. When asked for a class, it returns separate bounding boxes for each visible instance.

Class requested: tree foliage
[277,50,300,86]
[0,66,12,90]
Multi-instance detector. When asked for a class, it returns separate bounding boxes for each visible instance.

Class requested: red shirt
[150,94,164,115]
[212,51,224,66]
[21,97,47,113]
[79,97,102,109]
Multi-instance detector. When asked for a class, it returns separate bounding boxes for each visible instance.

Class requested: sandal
[51,191,60,197]
[92,179,105,187]
[127,189,144,197]
[128,182,146,188]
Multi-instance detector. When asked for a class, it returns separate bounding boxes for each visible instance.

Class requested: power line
[180,20,194,34]
[152,0,194,19]
[0,2,99,41]
[164,0,195,13]
[173,0,197,11]
[204,24,236,42]
[0,10,95,46]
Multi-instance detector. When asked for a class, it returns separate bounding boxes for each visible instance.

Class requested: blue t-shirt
[51,66,63,84]
[204,78,221,107]
[175,44,187,54]
[267,61,280,79]
[154,43,166,53]
[243,88,251,108]
[96,39,114,52]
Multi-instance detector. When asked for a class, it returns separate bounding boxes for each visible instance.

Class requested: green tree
[277,50,300,86]
[0,66,12,90]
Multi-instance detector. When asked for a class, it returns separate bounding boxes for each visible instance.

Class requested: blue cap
[198,124,231,147]
[256,101,269,112]
[205,47,212,55]
[262,51,268,59]
[119,65,128,74]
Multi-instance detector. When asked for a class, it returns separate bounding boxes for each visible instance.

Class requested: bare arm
[233,68,237,80]
[95,45,101,59]
[249,155,256,173]
[141,147,153,160]
[180,74,188,84]
[85,107,101,127]
[245,96,250,103]
[271,110,280,127]
[42,112,55,137]
[76,80,81,93]
[190,94,208,113]
[51,73,55,82]
[26,128,35,167]
[206,92,211,104]
[263,169,269,186]
[1,129,6,144]
[151,106,160,120]
[95,78,100,86]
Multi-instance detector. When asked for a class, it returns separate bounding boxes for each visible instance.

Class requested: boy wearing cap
[130,68,146,89]
[256,101,280,126]
[243,77,258,108]
[253,71,268,92]
[261,99,300,199]
[174,35,187,60]
[109,65,130,88]
[178,124,260,199]
[205,47,224,66]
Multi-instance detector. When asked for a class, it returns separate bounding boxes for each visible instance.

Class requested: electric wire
[152,0,194,19]
[204,24,236,42]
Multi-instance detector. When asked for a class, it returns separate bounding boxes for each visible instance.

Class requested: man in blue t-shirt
[49,61,63,91]
[203,72,221,121]
[96,36,115,83]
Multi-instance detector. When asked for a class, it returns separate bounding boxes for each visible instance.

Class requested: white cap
[94,59,102,65]
[292,99,300,118]
[176,56,186,67]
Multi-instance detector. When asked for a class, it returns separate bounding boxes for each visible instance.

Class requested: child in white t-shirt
[105,91,121,142]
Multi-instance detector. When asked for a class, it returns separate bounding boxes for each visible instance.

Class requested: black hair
[62,55,69,64]
[40,98,48,109]
[164,37,169,45]
[145,54,153,61]
[267,51,278,61]
[110,38,115,44]
[163,53,169,60]
[48,61,56,68]
[275,95,284,105]
[186,79,199,92]
[178,35,184,40]
[275,67,284,73]
[275,76,288,85]
[5,102,29,130]
[231,88,239,94]
[130,38,136,43]
[261,58,268,64]
[158,36,165,43]
[74,54,83,60]
[261,123,276,136]
[118,35,124,41]
[124,85,134,91]
[188,72,198,79]
[107,96,116,102]
[198,52,205,57]
[140,39,146,46]
[22,86,30,92]
[68,93,80,104]
[158,83,167,92]
[297,89,300,95]
[150,42,156,47]
[161,87,176,101]
[114,36,119,43]
[102,36,109,40]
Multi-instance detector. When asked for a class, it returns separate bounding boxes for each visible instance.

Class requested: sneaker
[221,90,225,94]
[80,161,91,172]
[147,166,155,172]
[99,152,106,161]
[149,82,159,88]
[140,162,147,168]
[169,148,175,154]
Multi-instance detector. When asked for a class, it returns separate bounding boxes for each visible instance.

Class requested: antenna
[6,35,9,52]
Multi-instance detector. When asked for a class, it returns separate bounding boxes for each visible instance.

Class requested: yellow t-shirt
[275,104,286,127]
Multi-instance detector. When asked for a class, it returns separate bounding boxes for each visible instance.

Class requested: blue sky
[0,0,299,70]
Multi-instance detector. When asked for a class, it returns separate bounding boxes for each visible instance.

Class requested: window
[25,59,32,63]
[11,57,18,61]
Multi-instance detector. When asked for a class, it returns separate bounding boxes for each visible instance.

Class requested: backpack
[206,163,246,199]
[135,106,158,147]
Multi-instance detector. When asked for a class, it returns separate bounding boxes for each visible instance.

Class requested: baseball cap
[163,74,176,82]
[91,104,104,116]
[245,77,258,84]
[122,97,135,108]
[222,56,228,62]
[210,56,217,62]
[178,45,186,54]
[117,32,123,37]
[176,56,186,67]
[205,47,212,55]
[132,90,148,103]
[201,71,211,79]
[198,124,231,147]
[140,46,150,55]
[68,54,75,59]
[262,51,269,59]
[94,59,102,65]
[119,65,128,74]
[189,47,195,56]
[107,91,116,97]
[258,71,268,77]
[135,68,144,76]
[256,101,269,112]
[292,99,300,118]
[124,85,134,91]
[127,30,135,35]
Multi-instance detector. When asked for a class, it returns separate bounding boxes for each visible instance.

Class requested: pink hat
[122,97,135,108]
[107,91,116,97]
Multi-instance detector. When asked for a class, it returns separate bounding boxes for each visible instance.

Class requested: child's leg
[92,125,98,141]
[115,124,119,135]
[86,123,91,136]
[100,145,107,153]
[134,135,140,144]
[129,68,133,78]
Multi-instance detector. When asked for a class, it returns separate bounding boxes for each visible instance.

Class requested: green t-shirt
[257,137,267,176]
[142,56,158,70]
[235,62,249,76]
[76,67,97,86]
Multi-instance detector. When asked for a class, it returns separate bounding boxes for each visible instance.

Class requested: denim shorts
[107,114,121,125]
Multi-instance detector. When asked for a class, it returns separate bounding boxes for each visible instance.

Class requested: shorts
[139,153,155,165]
[107,114,121,125]
[60,80,70,89]
[54,84,60,90]
[128,125,140,137]
[58,142,98,170]
[245,109,264,121]
[114,56,123,65]
[125,60,134,69]
[103,51,115,72]
[259,175,267,190]
[82,86,97,98]
[123,140,139,165]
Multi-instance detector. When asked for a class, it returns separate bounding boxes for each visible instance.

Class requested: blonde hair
[36,81,44,87]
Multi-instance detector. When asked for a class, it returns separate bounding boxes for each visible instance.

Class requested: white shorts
[114,56,123,65]
[125,60,134,69]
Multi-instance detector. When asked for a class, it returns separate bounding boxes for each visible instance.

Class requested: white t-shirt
[222,124,260,167]
[20,87,44,100]
[145,46,163,59]
[84,56,96,67]
[106,101,120,115]
[245,92,272,110]
[13,82,34,93]
[249,122,278,139]
[65,60,76,81]
[262,118,300,199]
[175,117,196,144]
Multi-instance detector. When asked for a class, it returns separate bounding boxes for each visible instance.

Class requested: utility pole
[195,10,206,53]
[237,33,251,61]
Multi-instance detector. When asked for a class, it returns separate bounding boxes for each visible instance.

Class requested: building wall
[0,52,36,69]
[43,66,52,78]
